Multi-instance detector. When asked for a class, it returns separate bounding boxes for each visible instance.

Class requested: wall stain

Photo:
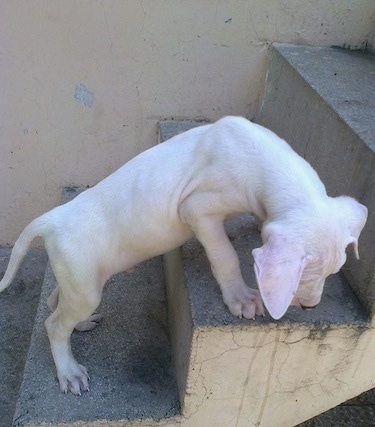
[74,84,95,107]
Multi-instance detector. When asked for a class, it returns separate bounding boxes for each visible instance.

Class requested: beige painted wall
[1,0,374,245]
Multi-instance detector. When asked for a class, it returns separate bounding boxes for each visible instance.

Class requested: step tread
[14,188,179,426]
[158,119,209,143]
[274,44,375,152]
[183,214,368,328]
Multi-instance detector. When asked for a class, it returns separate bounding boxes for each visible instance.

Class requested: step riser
[180,325,375,427]
[163,248,193,409]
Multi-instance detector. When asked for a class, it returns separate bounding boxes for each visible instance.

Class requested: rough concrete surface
[274,45,375,153]
[158,120,210,144]
[0,247,48,427]
[0,246,179,426]
[12,259,179,426]
[1,227,375,425]
[183,215,368,328]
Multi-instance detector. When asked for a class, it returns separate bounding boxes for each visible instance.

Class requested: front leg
[180,199,264,319]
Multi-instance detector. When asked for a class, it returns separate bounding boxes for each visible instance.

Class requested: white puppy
[0,116,367,395]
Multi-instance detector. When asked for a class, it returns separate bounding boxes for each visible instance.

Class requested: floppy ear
[252,236,310,320]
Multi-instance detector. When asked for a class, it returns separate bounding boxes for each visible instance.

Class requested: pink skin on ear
[252,236,310,320]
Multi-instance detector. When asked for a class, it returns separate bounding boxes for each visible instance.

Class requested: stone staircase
[3,44,375,426]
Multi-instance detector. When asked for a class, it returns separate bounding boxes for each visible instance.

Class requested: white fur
[0,116,367,395]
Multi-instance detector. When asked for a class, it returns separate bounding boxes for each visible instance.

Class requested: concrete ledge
[13,188,180,426]
[256,44,375,320]
[164,212,374,427]
[159,120,375,426]
[158,120,210,144]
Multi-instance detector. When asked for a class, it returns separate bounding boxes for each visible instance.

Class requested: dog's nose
[300,303,319,310]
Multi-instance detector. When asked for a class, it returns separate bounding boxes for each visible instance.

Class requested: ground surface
[1,246,375,426]
[0,247,48,427]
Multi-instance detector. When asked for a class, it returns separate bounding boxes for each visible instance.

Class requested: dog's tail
[0,216,47,292]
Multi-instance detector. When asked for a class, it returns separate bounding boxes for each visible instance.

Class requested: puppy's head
[252,197,367,320]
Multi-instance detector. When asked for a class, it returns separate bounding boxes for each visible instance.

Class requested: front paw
[222,285,264,319]
[58,362,90,396]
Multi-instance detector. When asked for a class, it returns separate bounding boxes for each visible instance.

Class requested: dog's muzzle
[291,295,321,310]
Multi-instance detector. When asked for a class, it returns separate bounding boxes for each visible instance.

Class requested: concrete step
[255,44,375,321]
[12,188,180,426]
[0,247,48,427]
[160,114,375,424]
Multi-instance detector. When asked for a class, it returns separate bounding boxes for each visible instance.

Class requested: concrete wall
[1,1,374,245]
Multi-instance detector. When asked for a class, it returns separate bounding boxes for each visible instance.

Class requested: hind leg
[47,286,59,312]
[47,286,103,332]
[45,283,102,395]
[74,313,103,332]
